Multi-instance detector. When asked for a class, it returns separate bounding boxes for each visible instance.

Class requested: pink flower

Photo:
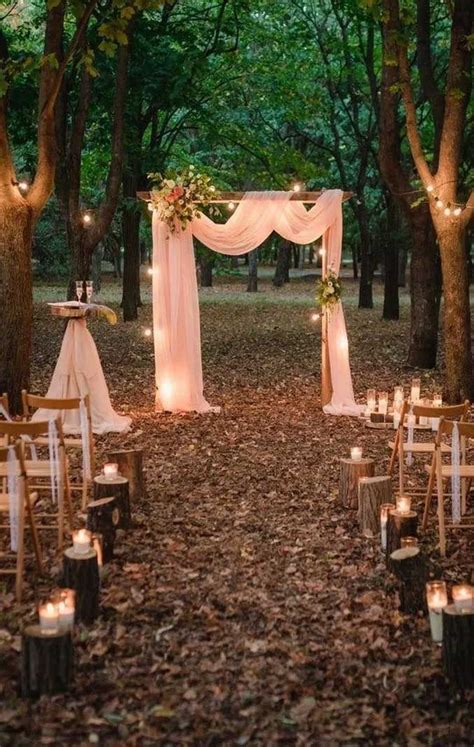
[166,186,185,203]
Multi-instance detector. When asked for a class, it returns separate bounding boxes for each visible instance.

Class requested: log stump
[443,606,474,690]
[107,448,146,503]
[339,458,375,509]
[21,625,73,697]
[389,547,429,614]
[93,475,130,528]
[86,496,118,563]
[358,476,393,536]
[385,510,418,567]
[62,547,100,624]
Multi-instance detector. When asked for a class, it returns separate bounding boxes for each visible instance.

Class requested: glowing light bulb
[143,328,152,338]
[444,206,451,217]
[160,378,173,403]
[292,183,301,192]
[453,207,462,216]
[83,212,92,225]
[426,184,434,193]
[228,201,235,211]
[311,312,320,322]
[18,180,28,193]
[435,199,443,209]
[319,248,326,257]
[148,202,154,212]
[147,267,154,276]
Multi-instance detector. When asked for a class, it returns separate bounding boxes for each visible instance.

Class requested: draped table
[151,190,363,416]
[33,303,131,435]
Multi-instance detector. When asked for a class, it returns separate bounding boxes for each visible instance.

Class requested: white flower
[210,186,216,192]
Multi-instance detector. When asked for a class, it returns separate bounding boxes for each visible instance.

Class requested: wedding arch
[138,188,362,417]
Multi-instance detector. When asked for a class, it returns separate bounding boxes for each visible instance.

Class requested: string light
[435,199,444,209]
[228,201,235,211]
[147,267,154,276]
[18,180,29,193]
[444,205,451,217]
[292,183,302,192]
[143,328,152,338]
[319,248,326,257]
[311,312,320,322]
[454,207,462,216]
[394,180,469,218]
[83,212,93,226]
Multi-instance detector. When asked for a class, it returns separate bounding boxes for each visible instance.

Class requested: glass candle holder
[396,495,411,515]
[394,386,404,405]
[426,580,448,643]
[72,528,92,555]
[380,503,393,551]
[401,536,418,548]
[350,447,363,461]
[378,392,388,416]
[39,602,59,633]
[410,378,421,404]
[51,588,75,630]
[452,584,474,610]
[367,388,376,413]
[103,462,119,480]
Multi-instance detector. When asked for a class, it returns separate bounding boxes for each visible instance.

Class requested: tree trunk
[67,221,92,299]
[398,243,407,286]
[200,254,214,287]
[407,207,440,368]
[357,204,373,308]
[91,245,103,293]
[247,249,258,292]
[121,202,141,321]
[0,197,33,413]
[436,221,472,400]
[382,198,400,320]
[273,241,291,287]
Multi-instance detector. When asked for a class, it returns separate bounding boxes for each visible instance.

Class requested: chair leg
[437,467,447,557]
[398,437,405,496]
[422,453,436,531]
[26,497,43,573]
[389,430,398,476]
[81,475,89,512]
[15,490,26,603]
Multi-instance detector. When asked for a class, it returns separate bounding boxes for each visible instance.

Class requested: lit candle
[366,388,376,414]
[410,378,421,404]
[39,602,59,633]
[378,391,388,416]
[72,528,91,555]
[103,463,119,480]
[380,503,393,551]
[426,581,448,643]
[396,495,411,515]
[452,584,474,610]
[351,446,363,461]
[401,536,418,548]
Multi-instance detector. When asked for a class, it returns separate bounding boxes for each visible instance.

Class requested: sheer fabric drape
[152,190,361,415]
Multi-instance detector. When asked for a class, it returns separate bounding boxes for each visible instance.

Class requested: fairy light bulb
[143,328,152,338]
[435,199,443,209]
[18,180,29,193]
[426,184,434,193]
[83,212,92,225]
[319,248,326,257]
[228,201,235,211]
[444,205,451,217]
[453,207,462,216]
[311,312,320,322]
[292,183,301,192]
[147,267,153,276]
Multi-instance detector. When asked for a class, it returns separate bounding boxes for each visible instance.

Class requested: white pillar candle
[452,584,474,610]
[378,392,388,416]
[380,504,393,551]
[410,378,421,404]
[367,389,376,413]
[103,462,119,480]
[431,394,442,431]
[396,495,411,515]
[393,386,404,406]
[351,447,363,461]
[39,602,59,632]
[401,536,418,548]
[393,412,401,430]
[58,600,75,629]
[426,581,448,643]
[72,528,91,555]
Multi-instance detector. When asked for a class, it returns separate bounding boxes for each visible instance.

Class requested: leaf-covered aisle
[1,278,473,745]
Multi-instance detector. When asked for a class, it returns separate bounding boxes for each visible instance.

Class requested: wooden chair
[22,392,95,509]
[0,419,73,551]
[388,400,470,495]
[0,442,43,601]
[423,418,474,556]
[0,392,9,419]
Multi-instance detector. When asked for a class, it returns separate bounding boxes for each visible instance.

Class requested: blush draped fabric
[152,190,361,416]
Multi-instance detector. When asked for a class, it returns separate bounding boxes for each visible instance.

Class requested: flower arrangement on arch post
[316,269,342,310]
[148,166,219,232]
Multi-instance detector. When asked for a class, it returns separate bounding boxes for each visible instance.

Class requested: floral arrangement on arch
[148,166,219,232]
[316,269,342,309]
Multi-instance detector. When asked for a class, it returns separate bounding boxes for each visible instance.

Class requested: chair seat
[0,491,38,510]
[389,441,451,453]
[424,464,474,477]
[33,436,83,449]
[0,460,53,478]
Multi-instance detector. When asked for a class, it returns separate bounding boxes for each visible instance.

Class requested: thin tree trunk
[200,254,214,287]
[121,205,141,321]
[357,205,373,308]
[352,245,358,280]
[0,197,33,413]
[67,220,91,299]
[407,208,440,368]
[247,249,258,292]
[383,197,400,320]
[273,241,291,287]
[398,244,408,286]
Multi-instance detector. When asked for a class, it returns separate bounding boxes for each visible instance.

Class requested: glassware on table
[85,280,93,303]
[75,280,83,303]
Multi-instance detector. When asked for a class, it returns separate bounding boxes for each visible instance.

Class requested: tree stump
[107,448,146,503]
[389,547,429,614]
[385,510,418,566]
[21,625,73,697]
[339,458,375,509]
[62,547,100,624]
[443,606,474,690]
[93,475,130,528]
[86,496,118,563]
[358,476,393,536]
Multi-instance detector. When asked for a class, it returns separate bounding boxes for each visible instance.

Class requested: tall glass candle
[72,528,91,555]
[380,503,393,551]
[39,602,59,633]
[394,386,404,406]
[410,378,421,404]
[431,393,442,431]
[378,391,388,416]
[426,581,448,643]
[452,584,474,610]
[103,462,119,480]
[367,388,376,413]
[396,495,411,515]
[351,447,363,461]
[401,536,418,548]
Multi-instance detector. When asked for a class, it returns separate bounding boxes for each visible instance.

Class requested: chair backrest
[0,418,64,443]
[0,442,22,465]
[22,391,89,417]
[438,418,474,441]
[411,400,470,420]
[0,393,9,418]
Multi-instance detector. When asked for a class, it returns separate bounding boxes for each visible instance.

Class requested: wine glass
[75,281,83,303]
[85,280,93,303]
